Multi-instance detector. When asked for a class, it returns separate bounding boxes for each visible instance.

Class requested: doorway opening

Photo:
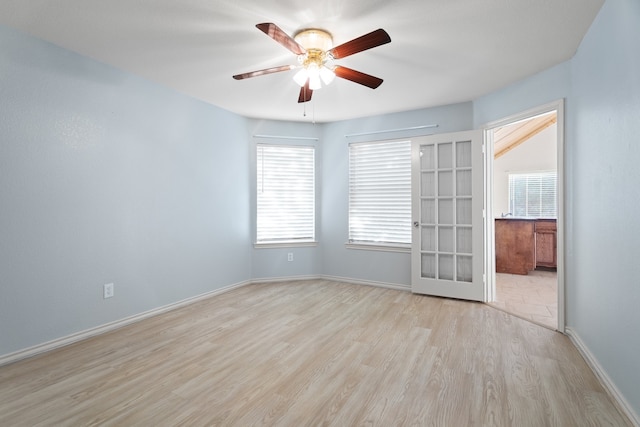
[484,101,564,331]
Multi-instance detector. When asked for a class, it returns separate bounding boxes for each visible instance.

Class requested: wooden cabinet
[495,219,535,275]
[535,219,557,269]
[496,218,557,275]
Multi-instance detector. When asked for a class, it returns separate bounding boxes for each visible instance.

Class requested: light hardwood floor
[0,280,631,426]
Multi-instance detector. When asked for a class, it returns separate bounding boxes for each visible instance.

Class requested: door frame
[482,99,565,332]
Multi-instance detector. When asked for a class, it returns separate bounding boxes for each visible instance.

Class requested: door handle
[413,221,420,228]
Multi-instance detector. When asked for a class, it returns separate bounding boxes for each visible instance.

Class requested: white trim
[482,99,565,332]
[0,280,252,367]
[256,143,316,244]
[482,100,561,129]
[254,241,317,249]
[345,124,438,138]
[320,275,411,292]
[253,134,318,141]
[348,138,412,246]
[251,274,410,292]
[250,274,320,284]
[251,274,411,291]
[484,128,496,303]
[345,242,410,253]
[555,100,566,333]
[565,327,640,427]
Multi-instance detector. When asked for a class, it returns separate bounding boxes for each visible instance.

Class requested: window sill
[254,241,318,249]
[345,242,411,253]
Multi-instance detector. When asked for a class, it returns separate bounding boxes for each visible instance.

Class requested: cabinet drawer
[535,220,556,232]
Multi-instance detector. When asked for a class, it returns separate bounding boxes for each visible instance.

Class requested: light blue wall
[569,0,640,415]
[473,0,640,417]
[472,61,570,128]
[246,108,473,285]
[320,103,473,286]
[0,25,252,356]
[248,119,322,280]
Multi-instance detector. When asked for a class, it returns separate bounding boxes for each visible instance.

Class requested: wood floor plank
[0,280,632,426]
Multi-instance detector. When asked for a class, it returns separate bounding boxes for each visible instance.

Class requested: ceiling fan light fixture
[293,68,309,87]
[309,74,322,90]
[292,28,336,90]
[307,63,322,90]
[320,66,335,85]
[307,62,320,77]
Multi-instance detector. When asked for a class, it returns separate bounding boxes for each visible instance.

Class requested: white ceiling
[0,0,603,123]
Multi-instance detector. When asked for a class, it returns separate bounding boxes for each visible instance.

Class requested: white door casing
[411,130,484,301]
[483,99,565,331]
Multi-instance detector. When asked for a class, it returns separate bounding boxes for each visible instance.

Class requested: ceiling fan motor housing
[294,28,333,51]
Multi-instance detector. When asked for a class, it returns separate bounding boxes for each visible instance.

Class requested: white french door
[411,130,485,301]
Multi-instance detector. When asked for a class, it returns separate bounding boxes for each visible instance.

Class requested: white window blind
[508,171,557,218]
[349,140,412,245]
[257,144,315,244]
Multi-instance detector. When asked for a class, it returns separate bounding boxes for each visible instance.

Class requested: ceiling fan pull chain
[303,85,307,117]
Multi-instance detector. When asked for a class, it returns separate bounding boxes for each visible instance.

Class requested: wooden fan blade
[298,81,313,103]
[256,23,306,55]
[334,66,384,89]
[233,65,294,80]
[328,29,391,59]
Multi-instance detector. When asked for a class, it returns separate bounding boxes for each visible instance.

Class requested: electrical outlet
[103,283,114,299]
[287,252,293,262]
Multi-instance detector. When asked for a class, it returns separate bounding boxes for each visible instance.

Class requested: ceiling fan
[233,23,391,103]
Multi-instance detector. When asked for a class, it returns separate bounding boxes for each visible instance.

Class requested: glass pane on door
[418,139,474,283]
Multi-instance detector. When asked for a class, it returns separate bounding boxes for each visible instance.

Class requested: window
[508,171,557,218]
[256,144,315,244]
[348,139,412,246]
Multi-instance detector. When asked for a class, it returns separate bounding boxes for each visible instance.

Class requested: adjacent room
[1,0,639,425]
[490,111,559,330]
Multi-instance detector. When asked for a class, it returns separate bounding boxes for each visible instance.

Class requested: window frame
[508,170,557,218]
[255,143,316,247]
[347,138,412,252]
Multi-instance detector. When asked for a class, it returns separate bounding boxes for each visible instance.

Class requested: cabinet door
[495,220,535,275]
[535,231,556,267]
[535,220,557,268]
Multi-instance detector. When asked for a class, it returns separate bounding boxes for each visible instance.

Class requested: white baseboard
[0,279,252,367]
[250,274,321,284]
[319,275,411,292]
[250,274,410,292]
[565,327,639,427]
[0,275,410,367]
